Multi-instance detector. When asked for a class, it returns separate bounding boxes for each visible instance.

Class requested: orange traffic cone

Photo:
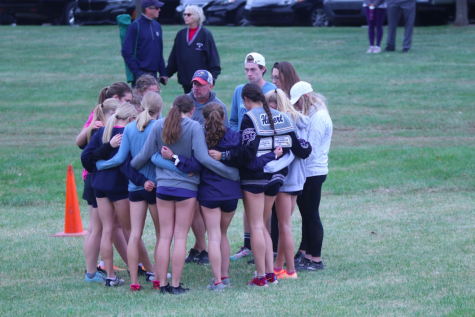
[52,165,87,237]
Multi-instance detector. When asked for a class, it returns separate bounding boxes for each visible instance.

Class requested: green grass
[0,24,474,316]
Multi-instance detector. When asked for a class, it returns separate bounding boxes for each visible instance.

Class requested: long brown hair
[97,82,133,104]
[135,74,160,96]
[272,61,300,98]
[241,83,276,135]
[162,95,195,144]
[203,103,226,149]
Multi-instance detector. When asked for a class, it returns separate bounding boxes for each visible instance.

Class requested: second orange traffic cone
[52,165,87,237]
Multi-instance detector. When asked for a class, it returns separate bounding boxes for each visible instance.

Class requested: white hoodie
[306,105,333,177]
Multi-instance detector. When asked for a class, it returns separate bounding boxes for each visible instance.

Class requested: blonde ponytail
[86,98,121,143]
[136,92,162,132]
[102,102,138,143]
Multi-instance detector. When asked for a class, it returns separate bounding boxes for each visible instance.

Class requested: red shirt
[188,27,198,41]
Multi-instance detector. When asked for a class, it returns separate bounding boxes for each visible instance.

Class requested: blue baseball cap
[191,70,213,85]
[141,0,164,9]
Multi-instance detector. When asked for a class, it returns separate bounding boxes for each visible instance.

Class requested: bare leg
[274,193,295,272]
[128,200,148,286]
[220,211,236,278]
[112,215,128,265]
[200,205,222,283]
[171,198,196,287]
[263,195,277,274]
[191,202,207,251]
[114,199,153,272]
[97,197,116,279]
[85,206,102,273]
[242,190,265,276]
[148,202,160,264]
[156,198,175,287]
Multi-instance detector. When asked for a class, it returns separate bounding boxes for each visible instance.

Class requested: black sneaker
[169,285,190,295]
[295,258,311,271]
[402,48,410,53]
[307,260,325,271]
[196,250,209,265]
[138,265,147,276]
[145,272,155,282]
[383,46,395,52]
[185,248,200,263]
[294,251,306,266]
[160,283,171,294]
[96,265,107,275]
[105,276,125,287]
[247,257,255,265]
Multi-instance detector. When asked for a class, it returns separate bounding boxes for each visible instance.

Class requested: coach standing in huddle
[122,0,168,87]
[166,5,221,94]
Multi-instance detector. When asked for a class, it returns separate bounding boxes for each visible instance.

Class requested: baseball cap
[191,70,213,85]
[141,0,164,9]
[290,81,313,105]
[244,52,265,67]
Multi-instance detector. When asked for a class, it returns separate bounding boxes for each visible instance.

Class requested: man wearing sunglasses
[122,0,168,87]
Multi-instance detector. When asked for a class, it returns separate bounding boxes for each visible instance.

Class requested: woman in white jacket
[290,82,333,271]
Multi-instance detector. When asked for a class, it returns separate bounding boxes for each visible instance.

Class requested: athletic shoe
[366,46,375,53]
[160,284,170,294]
[211,277,230,287]
[295,258,312,271]
[294,251,306,266]
[185,248,200,263]
[275,270,298,279]
[247,257,255,264]
[105,276,124,287]
[145,272,155,282]
[137,265,147,276]
[196,250,209,265]
[169,285,190,295]
[247,276,268,287]
[373,46,381,53]
[207,281,225,291]
[230,246,252,260]
[266,273,278,285]
[96,265,107,275]
[152,280,160,290]
[85,271,106,283]
[130,284,143,292]
[402,48,410,53]
[307,260,325,271]
[274,269,286,279]
[383,46,395,52]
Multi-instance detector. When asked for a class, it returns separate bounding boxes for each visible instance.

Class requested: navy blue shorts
[129,190,156,205]
[242,182,281,197]
[156,193,193,202]
[199,199,238,213]
[94,190,128,203]
[82,175,97,207]
[281,190,303,196]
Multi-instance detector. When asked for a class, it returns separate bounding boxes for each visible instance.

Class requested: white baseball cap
[244,52,265,67]
[290,81,313,105]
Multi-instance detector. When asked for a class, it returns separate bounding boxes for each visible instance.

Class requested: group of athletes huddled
[77,52,333,294]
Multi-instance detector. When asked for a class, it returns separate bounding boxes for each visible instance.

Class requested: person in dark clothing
[384,0,416,53]
[166,5,221,93]
[121,0,168,87]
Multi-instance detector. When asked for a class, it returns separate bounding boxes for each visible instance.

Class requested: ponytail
[97,82,133,104]
[102,102,137,143]
[203,103,226,149]
[136,92,162,131]
[162,95,194,144]
[242,83,276,135]
[86,98,121,143]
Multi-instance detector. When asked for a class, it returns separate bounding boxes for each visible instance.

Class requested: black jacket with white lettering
[166,26,221,86]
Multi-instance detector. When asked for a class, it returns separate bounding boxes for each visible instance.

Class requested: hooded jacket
[187,90,229,127]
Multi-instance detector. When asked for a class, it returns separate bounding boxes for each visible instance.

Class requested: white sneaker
[230,246,252,260]
[373,46,381,53]
[366,46,374,53]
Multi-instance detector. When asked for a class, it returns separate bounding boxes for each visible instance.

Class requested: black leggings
[296,175,327,257]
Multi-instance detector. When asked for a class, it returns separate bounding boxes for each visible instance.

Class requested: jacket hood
[295,115,310,130]
[217,128,241,150]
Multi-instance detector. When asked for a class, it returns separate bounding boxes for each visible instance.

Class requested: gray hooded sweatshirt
[131,117,239,192]
[187,91,229,127]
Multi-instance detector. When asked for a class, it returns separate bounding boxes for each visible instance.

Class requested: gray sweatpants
[386,0,416,50]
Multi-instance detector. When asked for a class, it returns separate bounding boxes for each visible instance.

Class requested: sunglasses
[149,6,159,10]
[183,13,193,17]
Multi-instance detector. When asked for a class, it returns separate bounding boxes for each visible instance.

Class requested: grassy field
[0,24,474,316]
